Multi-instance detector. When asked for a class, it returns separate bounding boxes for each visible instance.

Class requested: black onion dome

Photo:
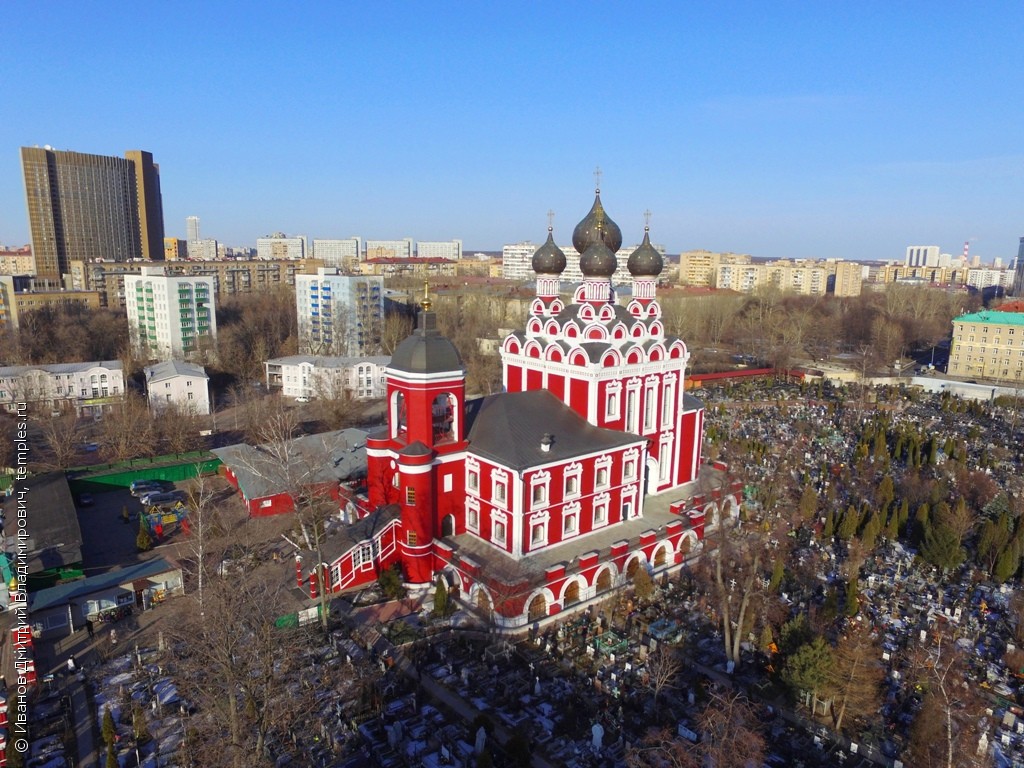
[627,227,663,277]
[532,228,567,274]
[572,191,622,255]
[579,237,617,278]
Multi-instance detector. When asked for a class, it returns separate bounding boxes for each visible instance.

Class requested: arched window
[433,393,456,443]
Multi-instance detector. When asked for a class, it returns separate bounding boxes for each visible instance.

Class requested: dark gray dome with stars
[531,228,567,274]
[627,227,663,277]
[572,190,622,255]
[579,235,618,278]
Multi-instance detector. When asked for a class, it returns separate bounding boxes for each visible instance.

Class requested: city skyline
[2,3,1023,261]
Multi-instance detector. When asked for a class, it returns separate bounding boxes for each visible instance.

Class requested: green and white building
[125,265,217,361]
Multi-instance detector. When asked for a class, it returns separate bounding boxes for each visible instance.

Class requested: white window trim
[594,455,613,491]
[605,381,622,420]
[491,509,508,547]
[593,491,611,528]
[466,496,480,533]
[530,469,551,510]
[623,447,640,482]
[529,509,549,549]
[562,501,581,539]
[564,462,583,500]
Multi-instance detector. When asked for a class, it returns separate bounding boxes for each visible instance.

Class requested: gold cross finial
[593,166,603,193]
[547,209,555,231]
[643,209,652,230]
[422,280,432,311]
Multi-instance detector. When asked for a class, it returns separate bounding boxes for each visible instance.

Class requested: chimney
[540,433,553,452]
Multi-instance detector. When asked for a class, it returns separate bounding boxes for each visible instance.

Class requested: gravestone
[592,722,605,750]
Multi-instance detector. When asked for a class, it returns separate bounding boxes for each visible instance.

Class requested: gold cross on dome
[643,209,652,228]
[547,209,555,229]
[594,166,602,192]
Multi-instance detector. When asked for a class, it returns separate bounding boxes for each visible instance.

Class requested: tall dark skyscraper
[20,146,165,279]
[1014,236,1024,296]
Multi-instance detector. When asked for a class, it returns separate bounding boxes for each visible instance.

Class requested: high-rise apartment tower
[20,146,165,279]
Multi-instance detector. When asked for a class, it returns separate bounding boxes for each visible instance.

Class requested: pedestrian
[67,655,77,673]
[86,618,94,639]
[110,628,118,646]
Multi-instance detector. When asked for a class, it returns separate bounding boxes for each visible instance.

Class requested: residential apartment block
[0,275,102,331]
[265,355,389,400]
[69,258,326,310]
[124,266,217,361]
[679,250,751,287]
[144,360,211,415]
[0,360,124,416]
[164,238,187,261]
[905,245,940,268]
[256,234,306,260]
[948,309,1024,382]
[295,268,383,356]
[21,146,164,279]
[0,247,35,276]
[366,239,414,260]
[416,240,462,261]
[313,238,362,270]
[187,239,219,261]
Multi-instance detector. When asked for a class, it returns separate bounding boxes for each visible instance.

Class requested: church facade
[297,189,740,628]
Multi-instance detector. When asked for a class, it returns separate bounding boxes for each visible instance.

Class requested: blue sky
[2,2,1023,261]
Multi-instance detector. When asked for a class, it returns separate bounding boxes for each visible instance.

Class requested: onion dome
[572,189,622,255]
[531,227,567,274]
[579,232,618,278]
[627,227,663,277]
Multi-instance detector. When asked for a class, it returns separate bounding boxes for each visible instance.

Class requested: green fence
[67,451,222,494]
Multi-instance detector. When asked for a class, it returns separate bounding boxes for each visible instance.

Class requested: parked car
[140,490,185,506]
[130,480,167,497]
[295,396,310,403]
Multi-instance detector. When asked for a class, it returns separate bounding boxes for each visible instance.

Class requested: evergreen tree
[921,521,965,570]
[845,579,860,617]
[798,485,818,521]
[884,511,900,540]
[769,558,785,593]
[837,505,859,540]
[136,520,153,552]
[102,708,116,745]
[913,503,931,546]
[106,743,118,768]
[994,545,1021,583]
[782,636,834,710]
[823,508,835,539]
[433,577,449,617]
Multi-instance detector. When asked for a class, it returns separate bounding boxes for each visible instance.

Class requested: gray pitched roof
[319,504,402,565]
[465,390,643,471]
[29,557,180,613]
[144,360,208,384]
[266,355,391,367]
[11,472,83,573]
[211,428,369,500]
[0,360,122,377]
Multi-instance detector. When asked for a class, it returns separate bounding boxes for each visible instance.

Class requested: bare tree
[155,402,201,455]
[98,393,157,461]
[313,369,363,430]
[379,311,414,355]
[39,411,81,469]
[904,631,987,768]
[644,647,682,703]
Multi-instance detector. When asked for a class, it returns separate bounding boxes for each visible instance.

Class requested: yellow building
[0,275,101,330]
[0,249,35,276]
[164,238,187,261]
[830,261,864,297]
[949,309,1024,382]
[680,250,751,286]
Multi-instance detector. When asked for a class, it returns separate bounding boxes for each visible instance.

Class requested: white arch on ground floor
[650,540,673,569]
[677,529,701,557]
[559,573,589,608]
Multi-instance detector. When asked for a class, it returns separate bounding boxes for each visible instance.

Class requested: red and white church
[299,189,741,628]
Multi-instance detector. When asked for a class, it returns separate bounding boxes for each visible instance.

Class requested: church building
[297,188,740,629]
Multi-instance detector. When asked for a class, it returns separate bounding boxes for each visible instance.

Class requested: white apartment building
[186,216,200,242]
[365,239,413,259]
[257,234,306,260]
[313,238,362,270]
[967,268,1015,290]
[716,263,763,292]
[144,360,211,415]
[0,360,124,417]
[125,266,217,361]
[265,355,390,400]
[905,245,940,268]
[416,240,462,261]
[186,239,218,261]
[295,268,384,357]
[502,240,659,283]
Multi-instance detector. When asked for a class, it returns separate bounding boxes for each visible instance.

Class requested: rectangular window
[444,474,453,493]
[531,523,546,545]
[563,512,577,535]
[408,531,418,546]
[624,458,637,482]
[532,484,546,505]
[593,503,607,526]
[467,506,479,531]
[467,469,479,492]
[494,478,507,505]
[492,519,506,545]
[595,467,609,489]
[565,473,580,498]
[405,487,416,505]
